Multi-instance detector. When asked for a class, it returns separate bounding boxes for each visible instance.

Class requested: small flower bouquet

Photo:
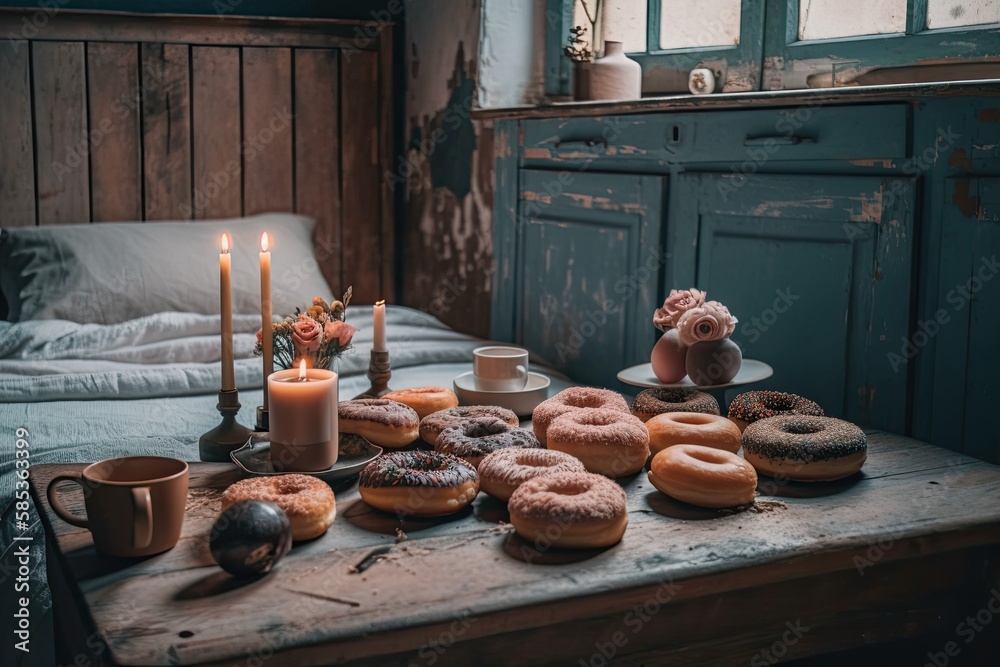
[255,287,357,370]
[651,288,742,385]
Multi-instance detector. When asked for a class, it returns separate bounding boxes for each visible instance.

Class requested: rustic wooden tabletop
[30,431,1000,666]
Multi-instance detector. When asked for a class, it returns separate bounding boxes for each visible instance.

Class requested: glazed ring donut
[221,474,336,541]
[419,405,520,445]
[727,390,824,432]
[508,471,628,549]
[358,451,480,517]
[382,386,459,420]
[339,399,420,448]
[648,444,757,508]
[646,412,742,455]
[547,408,650,478]
[532,387,630,445]
[631,388,720,422]
[434,417,542,468]
[478,448,586,502]
[742,415,866,482]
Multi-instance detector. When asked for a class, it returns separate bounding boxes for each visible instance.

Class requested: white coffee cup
[473,346,529,391]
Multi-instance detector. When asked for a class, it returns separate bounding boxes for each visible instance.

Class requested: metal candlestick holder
[255,406,269,432]
[353,349,392,399]
[199,389,254,462]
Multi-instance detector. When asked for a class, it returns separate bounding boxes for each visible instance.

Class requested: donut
[382,386,459,420]
[532,387,630,445]
[647,444,757,508]
[419,405,520,445]
[434,417,542,468]
[646,412,742,455]
[221,474,336,541]
[478,448,586,502]
[631,388,720,422]
[741,415,866,482]
[546,408,650,478]
[339,399,420,448]
[727,390,824,432]
[358,451,480,517]
[508,471,628,549]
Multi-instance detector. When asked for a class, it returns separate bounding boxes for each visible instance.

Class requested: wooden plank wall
[0,11,395,303]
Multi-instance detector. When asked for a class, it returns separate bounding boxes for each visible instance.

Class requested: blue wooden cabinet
[670,173,914,432]
[508,171,664,387]
[491,93,1000,462]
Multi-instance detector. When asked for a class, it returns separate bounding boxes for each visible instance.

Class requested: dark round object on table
[210,500,293,578]
[630,388,720,422]
[685,338,742,385]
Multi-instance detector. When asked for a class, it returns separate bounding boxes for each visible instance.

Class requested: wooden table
[30,432,1000,666]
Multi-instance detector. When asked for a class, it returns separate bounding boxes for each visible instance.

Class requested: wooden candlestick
[353,350,392,399]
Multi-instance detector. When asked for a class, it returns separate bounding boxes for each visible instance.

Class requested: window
[546,0,1000,95]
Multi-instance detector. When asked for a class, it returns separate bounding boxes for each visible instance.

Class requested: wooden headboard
[0,9,394,303]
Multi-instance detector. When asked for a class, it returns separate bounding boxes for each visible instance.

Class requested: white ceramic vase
[587,41,641,101]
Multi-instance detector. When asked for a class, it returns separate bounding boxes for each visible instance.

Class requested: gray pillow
[0,213,336,324]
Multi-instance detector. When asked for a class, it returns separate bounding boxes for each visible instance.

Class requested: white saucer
[454,371,551,417]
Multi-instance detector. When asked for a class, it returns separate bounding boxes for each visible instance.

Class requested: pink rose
[653,288,706,330]
[675,301,738,346]
[291,315,322,354]
[324,320,356,348]
[255,328,263,344]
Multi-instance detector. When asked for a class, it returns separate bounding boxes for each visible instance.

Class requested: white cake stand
[617,360,774,410]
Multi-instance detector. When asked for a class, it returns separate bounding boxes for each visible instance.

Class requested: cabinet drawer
[522,104,911,165]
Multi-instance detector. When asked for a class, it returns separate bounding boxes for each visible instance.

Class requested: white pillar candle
[219,232,235,392]
[373,300,387,352]
[268,360,339,472]
[259,232,273,409]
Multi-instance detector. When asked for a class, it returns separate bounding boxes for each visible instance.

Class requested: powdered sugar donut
[532,387,630,445]
[546,408,650,478]
[478,448,586,501]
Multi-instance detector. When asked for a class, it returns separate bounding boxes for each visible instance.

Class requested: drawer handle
[550,138,608,150]
[743,135,815,146]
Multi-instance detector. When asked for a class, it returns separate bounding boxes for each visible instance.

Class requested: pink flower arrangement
[653,288,706,330]
[675,301,738,346]
[254,287,355,370]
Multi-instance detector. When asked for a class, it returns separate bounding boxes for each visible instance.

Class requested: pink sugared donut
[532,387,630,446]
[478,448,586,502]
[546,408,650,478]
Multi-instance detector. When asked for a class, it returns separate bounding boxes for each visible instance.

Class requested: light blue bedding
[0,305,568,666]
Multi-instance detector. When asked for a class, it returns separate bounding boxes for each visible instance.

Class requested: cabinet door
[932,178,1000,462]
[671,173,915,431]
[511,170,665,387]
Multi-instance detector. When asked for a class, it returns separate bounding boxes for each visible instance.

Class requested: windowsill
[471,78,1000,121]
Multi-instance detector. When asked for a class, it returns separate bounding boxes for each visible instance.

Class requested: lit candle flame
[220,232,230,254]
[298,358,307,380]
[260,232,269,252]
[375,299,385,306]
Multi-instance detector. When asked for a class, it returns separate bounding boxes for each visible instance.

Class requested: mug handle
[516,364,527,378]
[131,487,153,550]
[46,473,90,529]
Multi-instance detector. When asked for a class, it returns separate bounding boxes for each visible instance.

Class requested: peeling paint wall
[403,0,494,337]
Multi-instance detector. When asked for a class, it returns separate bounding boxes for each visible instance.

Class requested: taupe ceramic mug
[46,456,189,557]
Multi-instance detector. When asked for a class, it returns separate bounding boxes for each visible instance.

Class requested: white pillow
[0,213,336,323]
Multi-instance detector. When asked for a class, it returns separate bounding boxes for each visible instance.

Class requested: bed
[0,212,569,665]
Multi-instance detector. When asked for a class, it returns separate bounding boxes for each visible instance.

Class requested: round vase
[650,329,687,383]
[587,41,641,101]
[685,338,743,386]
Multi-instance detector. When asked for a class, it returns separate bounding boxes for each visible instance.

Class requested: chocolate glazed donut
[631,388,720,422]
[741,415,866,482]
[358,451,480,517]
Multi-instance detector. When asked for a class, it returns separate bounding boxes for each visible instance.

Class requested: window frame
[544,0,1000,96]
[763,0,1000,89]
